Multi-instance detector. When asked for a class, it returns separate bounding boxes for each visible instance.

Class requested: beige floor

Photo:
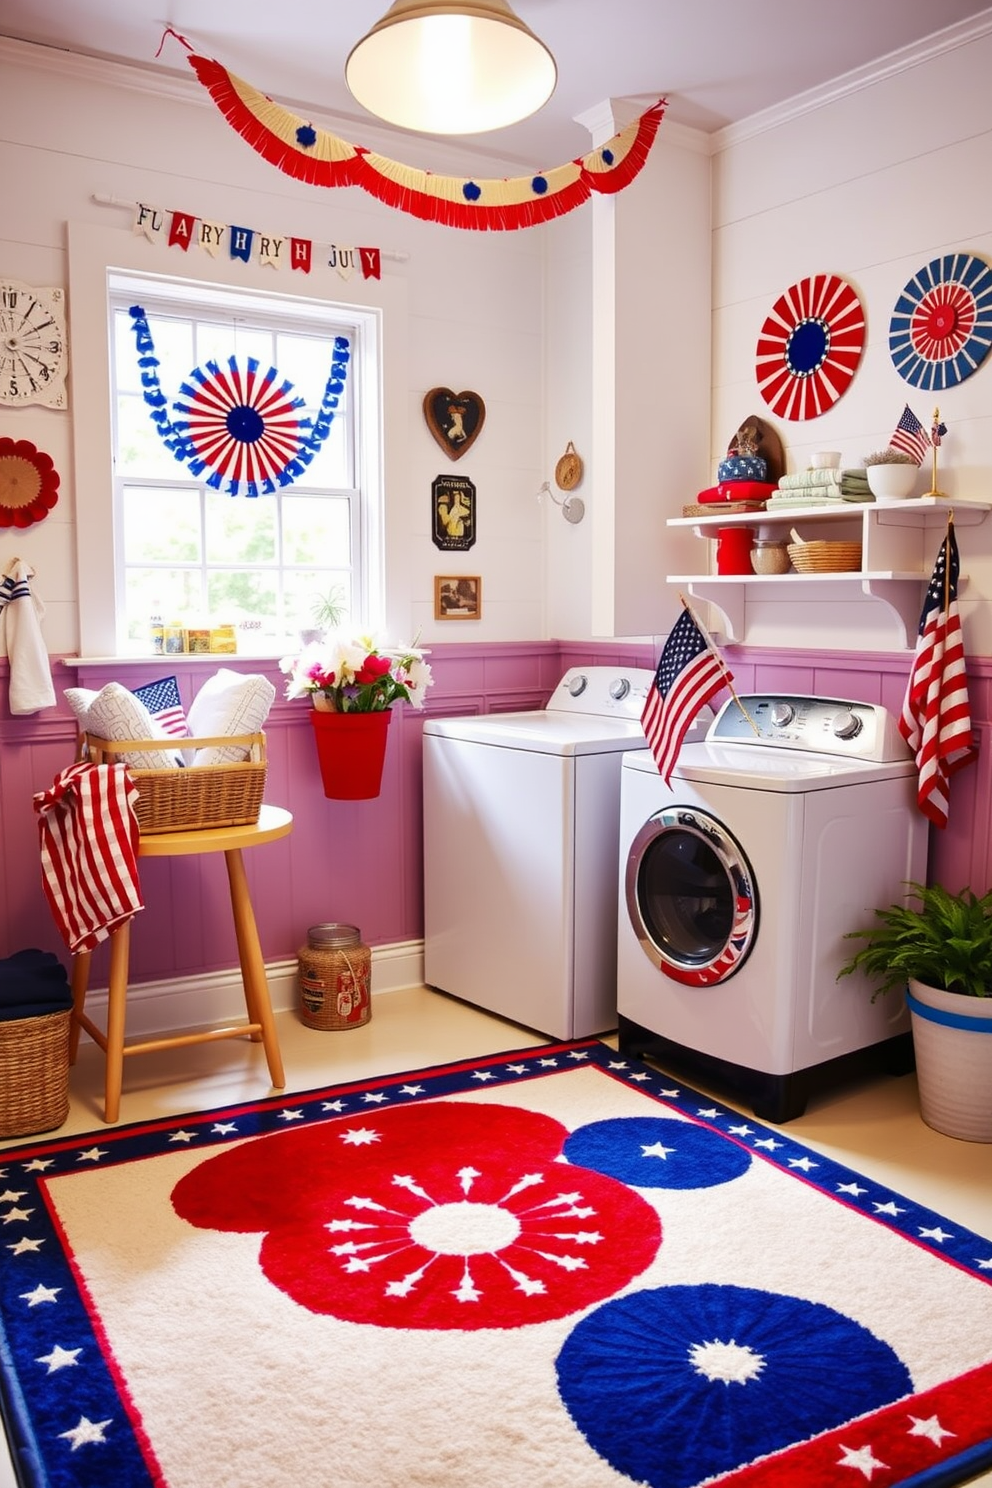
[2,986,992,1486]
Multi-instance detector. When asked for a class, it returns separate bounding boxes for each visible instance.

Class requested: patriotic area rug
[2,1043,992,1488]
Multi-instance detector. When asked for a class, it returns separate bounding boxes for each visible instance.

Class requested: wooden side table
[69,805,292,1123]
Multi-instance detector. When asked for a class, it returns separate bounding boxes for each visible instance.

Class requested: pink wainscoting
[1,642,989,989]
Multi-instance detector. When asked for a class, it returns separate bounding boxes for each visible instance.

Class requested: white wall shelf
[666,498,990,646]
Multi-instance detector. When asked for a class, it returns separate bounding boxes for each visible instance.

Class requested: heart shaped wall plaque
[423,388,485,460]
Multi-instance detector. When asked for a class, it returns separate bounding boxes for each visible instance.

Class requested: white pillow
[75,682,183,770]
[186,669,275,766]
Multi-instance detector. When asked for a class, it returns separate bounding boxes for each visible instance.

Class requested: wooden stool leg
[103,921,131,1124]
[69,951,91,1063]
[224,847,286,1090]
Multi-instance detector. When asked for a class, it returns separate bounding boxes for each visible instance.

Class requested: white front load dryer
[616,694,928,1122]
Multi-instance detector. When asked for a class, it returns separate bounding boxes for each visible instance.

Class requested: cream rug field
[1,1041,991,1488]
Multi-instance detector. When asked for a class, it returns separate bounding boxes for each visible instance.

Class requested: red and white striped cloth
[34,761,144,953]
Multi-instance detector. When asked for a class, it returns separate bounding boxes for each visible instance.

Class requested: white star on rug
[728,1124,754,1136]
[837,1443,888,1478]
[837,1182,868,1196]
[873,1201,906,1217]
[340,1128,380,1146]
[76,1148,108,1163]
[918,1226,953,1243]
[362,1092,388,1104]
[566,1051,590,1061]
[0,1189,27,1203]
[20,1284,60,1306]
[277,1109,305,1122]
[59,1416,112,1450]
[696,1107,722,1118]
[977,1256,992,1269]
[7,1236,44,1255]
[167,1130,198,1143]
[507,1064,529,1074]
[471,1072,496,1082]
[641,1142,676,1160]
[754,1137,783,1151]
[211,1122,239,1135]
[787,1157,818,1171]
[399,1085,425,1096]
[36,1344,81,1373]
[2,1206,33,1223]
[24,1159,54,1172]
[908,1414,956,1446]
[321,1100,347,1112]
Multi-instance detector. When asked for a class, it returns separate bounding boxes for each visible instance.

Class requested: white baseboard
[76,940,426,1041]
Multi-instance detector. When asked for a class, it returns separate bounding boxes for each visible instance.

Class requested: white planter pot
[907,978,992,1142]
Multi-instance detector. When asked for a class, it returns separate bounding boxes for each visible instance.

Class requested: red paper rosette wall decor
[0,438,60,527]
[889,253,992,391]
[755,274,866,421]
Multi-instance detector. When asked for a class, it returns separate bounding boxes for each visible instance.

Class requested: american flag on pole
[889,404,929,465]
[641,606,729,785]
[132,675,188,737]
[898,523,975,827]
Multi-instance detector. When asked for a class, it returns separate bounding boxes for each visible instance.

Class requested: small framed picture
[434,575,482,621]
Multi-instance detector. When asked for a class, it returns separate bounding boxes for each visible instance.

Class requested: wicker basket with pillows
[65,670,275,834]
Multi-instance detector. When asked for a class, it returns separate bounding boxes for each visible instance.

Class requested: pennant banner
[184,50,666,232]
[132,202,381,281]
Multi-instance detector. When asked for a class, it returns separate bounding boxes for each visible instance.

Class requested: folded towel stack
[0,949,73,1023]
[767,468,872,508]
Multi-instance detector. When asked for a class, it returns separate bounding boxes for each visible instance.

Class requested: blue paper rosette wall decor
[755,273,866,421]
[889,252,992,391]
[128,305,350,497]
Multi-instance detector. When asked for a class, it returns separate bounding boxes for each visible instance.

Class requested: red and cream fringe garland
[179,43,666,231]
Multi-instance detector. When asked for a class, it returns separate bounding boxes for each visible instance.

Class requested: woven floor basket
[83,732,266,834]
[787,541,862,574]
[0,1008,71,1138]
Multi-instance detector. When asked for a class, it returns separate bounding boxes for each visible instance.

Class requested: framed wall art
[434,575,482,621]
[432,474,476,550]
[423,388,485,459]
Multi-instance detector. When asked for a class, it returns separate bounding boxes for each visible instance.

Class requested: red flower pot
[309,708,392,800]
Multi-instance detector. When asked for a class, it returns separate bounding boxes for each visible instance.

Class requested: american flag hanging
[132,675,188,738]
[898,524,975,827]
[642,608,729,785]
[889,404,929,465]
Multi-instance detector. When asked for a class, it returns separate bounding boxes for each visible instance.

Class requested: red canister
[715,526,754,575]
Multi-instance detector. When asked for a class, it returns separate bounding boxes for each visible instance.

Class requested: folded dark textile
[0,996,72,1023]
[0,948,71,1010]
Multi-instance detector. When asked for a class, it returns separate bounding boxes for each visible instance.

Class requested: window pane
[282,494,351,564]
[125,568,203,643]
[287,573,352,636]
[204,491,277,563]
[122,486,201,562]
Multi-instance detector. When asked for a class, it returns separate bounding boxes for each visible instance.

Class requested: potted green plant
[838,881,992,1141]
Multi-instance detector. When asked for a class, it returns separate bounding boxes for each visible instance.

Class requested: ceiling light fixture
[345,0,557,135]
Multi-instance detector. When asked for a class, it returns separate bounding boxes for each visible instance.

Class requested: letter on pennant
[168,212,196,251]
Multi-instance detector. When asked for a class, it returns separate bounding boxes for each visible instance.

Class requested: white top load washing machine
[617,693,929,1122]
[424,666,709,1040]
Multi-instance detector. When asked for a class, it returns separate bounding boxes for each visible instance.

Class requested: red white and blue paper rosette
[889,252,992,391]
[755,274,865,421]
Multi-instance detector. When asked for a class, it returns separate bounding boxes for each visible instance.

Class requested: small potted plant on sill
[838,881,992,1141]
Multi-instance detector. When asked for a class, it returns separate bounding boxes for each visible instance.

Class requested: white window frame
[68,220,404,660]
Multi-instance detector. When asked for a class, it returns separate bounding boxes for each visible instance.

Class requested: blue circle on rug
[563,1118,751,1190]
[555,1284,912,1488]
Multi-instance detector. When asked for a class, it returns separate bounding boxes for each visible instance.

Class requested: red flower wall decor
[0,438,60,527]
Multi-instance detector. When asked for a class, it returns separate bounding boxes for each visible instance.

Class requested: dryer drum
[625,807,758,986]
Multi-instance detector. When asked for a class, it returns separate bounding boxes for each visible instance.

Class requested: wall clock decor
[432,474,476,551]
[889,252,992,391]
[0,438,61,527]
[423,389,485,460]
[755,274,865,421]
[0,280,68,408]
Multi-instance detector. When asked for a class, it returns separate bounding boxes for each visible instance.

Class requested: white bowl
[866,463,920,502]
[811,450,841,470]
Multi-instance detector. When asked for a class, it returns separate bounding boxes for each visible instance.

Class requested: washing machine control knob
[568,674,588,697]
[770,702,795,727]
[609,678,631,700]
[831,710,863,740]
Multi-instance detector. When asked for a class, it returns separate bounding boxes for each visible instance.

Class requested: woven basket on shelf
[83,732,266,834]
[786,541,862,574]
[0,1008,71,1138]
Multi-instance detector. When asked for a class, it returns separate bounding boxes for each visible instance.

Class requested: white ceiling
[1,0,991,166]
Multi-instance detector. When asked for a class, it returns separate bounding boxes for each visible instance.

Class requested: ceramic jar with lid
[750,526,791,575]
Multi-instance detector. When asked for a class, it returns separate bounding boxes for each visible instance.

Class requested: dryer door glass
[625,806,757,986]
